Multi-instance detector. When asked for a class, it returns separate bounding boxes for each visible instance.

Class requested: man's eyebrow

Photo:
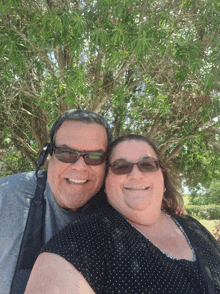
[56,145,105,152]
[84,149,106,153]
[56,144,72,149]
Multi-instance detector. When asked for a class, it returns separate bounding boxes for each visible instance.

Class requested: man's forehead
[56,121,108,150]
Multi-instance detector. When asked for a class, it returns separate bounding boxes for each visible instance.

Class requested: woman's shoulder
[174,214,220,250]
[174,214,208,233]
[175,214,210,232]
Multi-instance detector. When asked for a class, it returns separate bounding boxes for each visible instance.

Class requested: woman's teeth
[125,187,148,190]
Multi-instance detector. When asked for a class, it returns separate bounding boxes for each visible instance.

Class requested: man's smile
[66,178,89,184]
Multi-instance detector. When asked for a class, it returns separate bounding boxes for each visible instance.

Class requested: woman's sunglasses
[109,157,160,175]
[53,145,106,166]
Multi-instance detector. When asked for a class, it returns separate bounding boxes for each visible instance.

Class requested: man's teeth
[67,178,87,184]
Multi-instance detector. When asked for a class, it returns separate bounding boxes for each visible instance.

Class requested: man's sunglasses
[109,157,160,175]
[53,145,106,166]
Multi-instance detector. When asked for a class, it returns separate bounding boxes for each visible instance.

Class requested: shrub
[185,205,220,220]
[213,220,220,244]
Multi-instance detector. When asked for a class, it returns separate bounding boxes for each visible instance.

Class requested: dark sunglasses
[53,145,106,166]
[109,157,160,175]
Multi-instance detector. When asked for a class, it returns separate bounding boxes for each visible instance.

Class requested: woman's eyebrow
[111,158,128,162]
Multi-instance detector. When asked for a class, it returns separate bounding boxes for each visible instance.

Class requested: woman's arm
[24,252,95,294]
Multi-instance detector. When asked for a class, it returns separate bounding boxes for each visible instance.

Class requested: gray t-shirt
[0,171,80,294]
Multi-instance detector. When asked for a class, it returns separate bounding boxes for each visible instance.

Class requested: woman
[25,135,220,294]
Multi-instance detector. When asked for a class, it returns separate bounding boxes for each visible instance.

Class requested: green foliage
[185,204,220,220]
[188,180,220,205]
[0,148,35,178]
[207,181,220,204]
[0,0,219,193]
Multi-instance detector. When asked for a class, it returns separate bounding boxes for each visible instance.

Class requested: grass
[182,195,189,206]
[197,219,216,236]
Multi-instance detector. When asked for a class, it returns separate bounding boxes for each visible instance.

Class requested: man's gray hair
[50,109,113,145]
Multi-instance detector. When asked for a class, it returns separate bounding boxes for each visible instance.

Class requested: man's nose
[71,155,87,169]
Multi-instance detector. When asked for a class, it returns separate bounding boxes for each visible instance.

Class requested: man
[0,109,113,294]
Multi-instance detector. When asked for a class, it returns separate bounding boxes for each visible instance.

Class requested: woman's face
[105,140,164,220]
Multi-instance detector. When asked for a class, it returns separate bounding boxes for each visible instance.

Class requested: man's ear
[36,143,52,176]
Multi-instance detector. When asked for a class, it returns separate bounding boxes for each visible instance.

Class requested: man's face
[48,121,108,211]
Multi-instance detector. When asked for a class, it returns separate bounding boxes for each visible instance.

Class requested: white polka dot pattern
[41,204,220,294]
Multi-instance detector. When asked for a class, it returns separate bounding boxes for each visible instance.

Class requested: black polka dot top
[41,203,220,294]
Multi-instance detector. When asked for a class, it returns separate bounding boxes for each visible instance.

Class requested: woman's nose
[127,164,143,178]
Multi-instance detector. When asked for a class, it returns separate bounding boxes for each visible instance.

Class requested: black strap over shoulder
[10,171,47,294]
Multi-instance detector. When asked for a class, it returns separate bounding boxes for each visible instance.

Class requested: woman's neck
[127,209,169,236]
[126,210,194,261]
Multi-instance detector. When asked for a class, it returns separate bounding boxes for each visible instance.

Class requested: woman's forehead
[110,140,158,161]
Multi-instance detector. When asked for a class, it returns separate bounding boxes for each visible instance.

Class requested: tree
[188,180,220,205]
[0,0,219,190]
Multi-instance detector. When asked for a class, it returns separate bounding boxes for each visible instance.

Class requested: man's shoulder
[0,170,47,199]
[0,171,35,188]
[0,170,36,181]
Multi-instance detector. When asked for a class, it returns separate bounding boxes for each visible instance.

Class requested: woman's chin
[125,199,151,212]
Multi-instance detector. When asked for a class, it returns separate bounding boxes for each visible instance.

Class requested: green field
[197,219,216,236]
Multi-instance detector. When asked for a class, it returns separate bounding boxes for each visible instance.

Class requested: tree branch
[148,113,161,140]
[165,143,185,162]
[13,132,38,154]
[14,142,37,168]
[114,55,135,81]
